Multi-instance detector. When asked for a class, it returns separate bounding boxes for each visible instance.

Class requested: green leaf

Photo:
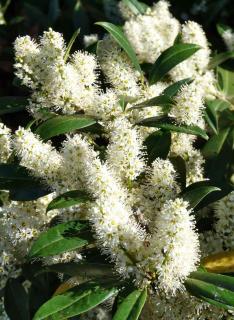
[136,116,209,140]
[35,115,96,140]
[170,156,187,190]
[96,22,141,72]
[122,0,148,14]
[64,28,80,62]
[47,190,92,212]
[129,94,173,110]
[181,185,221,209]
[143,131,171,165]
[209,51,234,69]
[33,281,118,320]
[0,163,50,201]
[162,78,192,98]
[186,271,234,310]
[149,44,200,84]
[204,99,230,134]
[217,23,230,36]
[4,278,30,320]
[113,288,147,320]
[217,67,234,100]
[202,128,230,158]
[28,221,92,258]
[0,96,28,115]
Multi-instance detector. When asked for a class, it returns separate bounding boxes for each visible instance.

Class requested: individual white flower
[97,36,141,97]
[170,82,205,126]
[222,29,234,51]
[106,117,145,183]
[123,0,180,63]
[83,34,98,48]
[13,127,63,191]
[0,123,11,162]
[170,21,211,81]
[144,198,200,294]
[61,134,146,278]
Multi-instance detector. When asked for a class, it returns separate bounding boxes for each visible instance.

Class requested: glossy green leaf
[122,0,148,14]
[209,51,234,69]
[162,78,192,98]
[217,67,234,99]
[47,190,92,212]
[0,163,50,201]
[205,99,230,134]
[35,115,96,140]
[181,185,220,209]
[144,131,171,164]
[28,221,92,258]
[64,28,80,62]
[113,288,147,320]
[129,94,173,110]
[4,278,30,320]
[202,128,230,158]
[96,22,141,72]
[149,44,200,84]
[136,116,208,140]
[186,271,234,310]
[33,281,118,320]
[0,96,28,115]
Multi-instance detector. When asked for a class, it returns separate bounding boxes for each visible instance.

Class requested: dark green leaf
[144,131,171,165]
[122,0,148,14]
[209,51,234,69]
[47,190,92,212]
[33,281,118,320]
[170,156,187,190]
[0,96,28,115]
[0,163,50,201]
[35,115,96,140]
[205,99,230,134]
[137,116,209,140]
[149,44,200,84]
[202,128,230,158]
[4,278,30,320]
[28,221,92,258]
[64,28,80,62]
[181,185,221,209]
[162,78,192,98]
[113,288,147,320]
[186,271,234,310]
[129,94,173,110]
[96,22,141,72]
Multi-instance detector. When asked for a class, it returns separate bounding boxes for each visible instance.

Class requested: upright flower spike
[143,198,200,294]
[122,0,180,64]
[106,117,145,183]
[13,127,63,191]
[61,134,146,278]
[97,36,141,97]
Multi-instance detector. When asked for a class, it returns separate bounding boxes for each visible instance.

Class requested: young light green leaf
[35,115,96,140]
[113,288,147,320]
[33,281,118,320]
[95,22,141,72]
[129,94,173,110]
[209,51,234,69]
[64,28,80,62]
[186,271,234,310]
[122,0,148,14]
[202,128,230,158]
[149,43,200,84]
[46,190,92,212]
[162,78,192,98]
[28,221,92,258]
[0,96,28,115]
[144,130,171,165]
[137,116,209,140]
[181,185,220,209]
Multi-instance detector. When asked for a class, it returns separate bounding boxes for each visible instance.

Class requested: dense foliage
[0,0,234,319]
